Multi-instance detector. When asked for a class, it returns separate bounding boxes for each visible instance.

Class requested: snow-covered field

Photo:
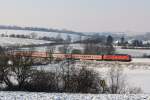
[116,48,150,57]
[132,58,150,63]
[126,69,150,93]
[0,37,51,47]
[18,43,85,53]
[0,91,150,100]
[0,29,82,41]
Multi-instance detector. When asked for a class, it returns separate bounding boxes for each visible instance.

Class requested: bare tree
[59,57,75,92]
[105,35,115,54]
[30,32,37,39]
[46,46,55,64]
[83,35,115,55]
[65,35,72,43]
[55,34,64,43]
[0,55,12,87]
[107,64,142,94]
[106,35,114,45]
[76,67,103,93]
[58,35,72,54]
[10,52,34,89]
[58,44,70,54]
[27,70,57,92]
[76,35,82,43]
[84,42,99,54]
[60,61,104,93]
[0,46,13,88]
[108,66,126,94]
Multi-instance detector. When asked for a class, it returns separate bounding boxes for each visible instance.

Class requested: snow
[0,37,51,47]
[116,48,150,57]
[18,43,85,53]
[0,91,150,100]
[125,69,150,93]
[0,29,82,41]
[132,58,150,63]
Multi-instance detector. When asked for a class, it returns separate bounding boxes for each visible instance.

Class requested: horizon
[0,25,150,35]
[0,0,150,33]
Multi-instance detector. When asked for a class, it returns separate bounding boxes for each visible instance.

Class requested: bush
[23,66,104,93]
[75,67,103,93]
[61,66,104,93]
[26,70,57,92]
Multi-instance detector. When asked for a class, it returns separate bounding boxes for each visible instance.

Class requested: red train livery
[12,51,132,62]
[103,54,131,61]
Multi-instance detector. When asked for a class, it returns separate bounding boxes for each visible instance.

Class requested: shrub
[62,66,104,93]
[26,70,57,92]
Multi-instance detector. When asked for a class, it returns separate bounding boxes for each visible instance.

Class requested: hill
[0,25,85,36]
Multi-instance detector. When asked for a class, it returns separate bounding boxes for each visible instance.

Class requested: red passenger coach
[32,52,47,57]
[72,54,103,60]
[53,54,66,59]
[13,51,47,58]
[53,54,103,60]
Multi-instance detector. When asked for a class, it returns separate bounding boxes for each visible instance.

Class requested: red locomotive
[11,51,132,62]
[103,54,131,62]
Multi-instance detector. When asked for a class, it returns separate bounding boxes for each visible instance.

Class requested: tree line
[0,25,85,36]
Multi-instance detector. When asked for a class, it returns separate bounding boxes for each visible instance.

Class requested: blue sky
[0,0,150,32]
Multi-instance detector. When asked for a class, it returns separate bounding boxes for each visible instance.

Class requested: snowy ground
[0,37,51,47]
[0,91,150,100]
[116,48,150,57]
[132,58,150,63]
[125,69,150,93]
[0,29,83,41]
[18,43,85,53]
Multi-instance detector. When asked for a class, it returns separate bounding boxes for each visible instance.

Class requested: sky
[0,0,150,32]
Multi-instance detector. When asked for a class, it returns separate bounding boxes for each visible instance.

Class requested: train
[10,51,132,62]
